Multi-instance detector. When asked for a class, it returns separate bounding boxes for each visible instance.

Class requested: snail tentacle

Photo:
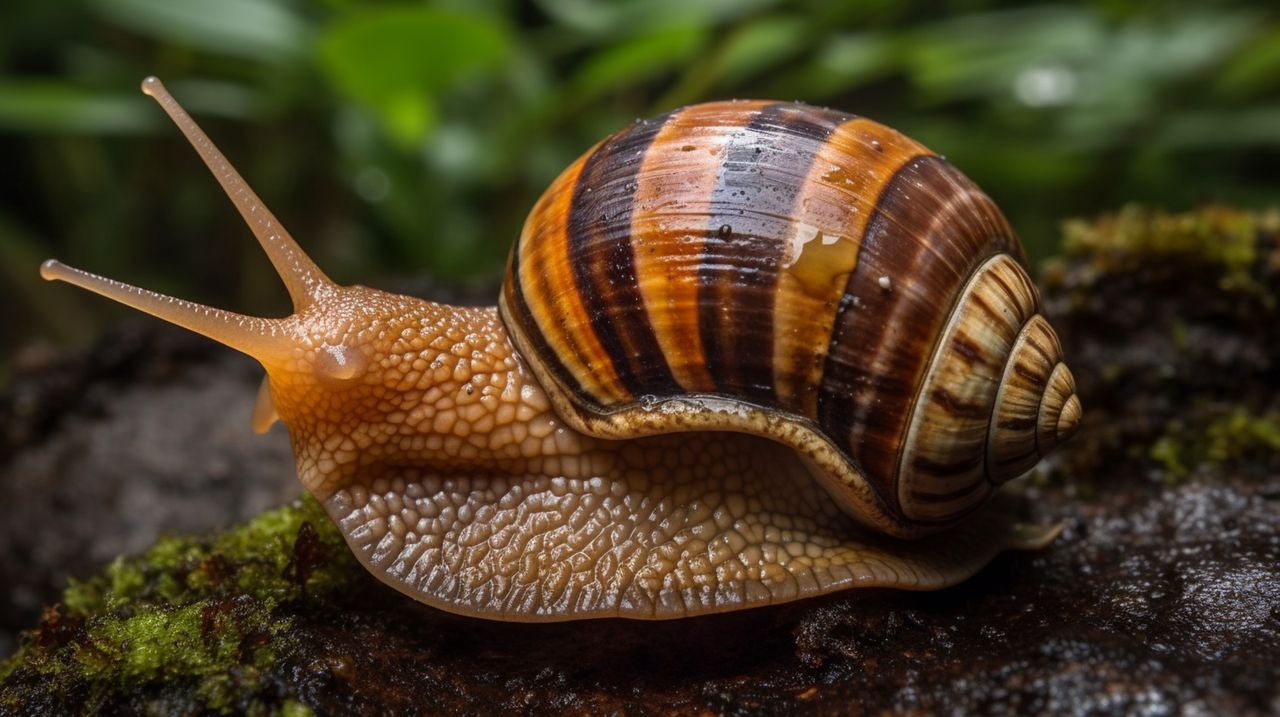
[141,76,335,310]
[39,259,290,360]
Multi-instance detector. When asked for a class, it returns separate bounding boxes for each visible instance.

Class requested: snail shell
[501,101,1080,537]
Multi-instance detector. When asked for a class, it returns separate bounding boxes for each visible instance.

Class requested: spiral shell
[499,101,1079,536]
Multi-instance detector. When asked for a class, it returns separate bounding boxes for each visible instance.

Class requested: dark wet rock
[2,207,1278,715]
[0,325,298,659]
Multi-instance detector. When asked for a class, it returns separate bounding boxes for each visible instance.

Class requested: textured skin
[325,434,1055,621]
[264,294,546,498]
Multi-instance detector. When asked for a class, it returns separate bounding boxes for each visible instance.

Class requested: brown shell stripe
[503,241,584,398]
[566,112,682,399]
[696,103,848,404]
[818,156,1018,506]
[509,145,627,403]
[771,118,930,417]
[628,101,772,394]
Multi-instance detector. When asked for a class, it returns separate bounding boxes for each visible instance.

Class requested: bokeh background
[3,0,1279,381]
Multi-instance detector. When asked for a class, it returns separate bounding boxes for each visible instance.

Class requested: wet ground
[1,207,1277,715]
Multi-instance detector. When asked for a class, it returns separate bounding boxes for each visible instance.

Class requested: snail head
[39,77,450,480]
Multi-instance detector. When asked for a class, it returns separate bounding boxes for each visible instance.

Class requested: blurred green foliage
[2,0,1278,376]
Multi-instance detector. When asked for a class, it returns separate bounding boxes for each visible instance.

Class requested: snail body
[42,79,1079,621]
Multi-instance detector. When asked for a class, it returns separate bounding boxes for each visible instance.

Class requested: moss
[0,495,358,715]
[1151,409,1280,480]
[1054,204,1279,298]
[1204,410,1280,463]
[277,700,315,717]
[1150,434,1187,478]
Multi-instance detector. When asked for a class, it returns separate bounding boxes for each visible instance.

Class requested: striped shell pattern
[499,101,1081,537]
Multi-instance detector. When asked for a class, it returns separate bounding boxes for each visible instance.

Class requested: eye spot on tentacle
[315,343,368,384]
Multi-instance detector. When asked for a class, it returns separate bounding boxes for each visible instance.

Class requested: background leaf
[92,0,307,62]
[0,81,153,133]
[316,7,511,146]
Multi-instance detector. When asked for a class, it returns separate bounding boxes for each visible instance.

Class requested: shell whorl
[897,256,1078,524]
[499,100,1079,534]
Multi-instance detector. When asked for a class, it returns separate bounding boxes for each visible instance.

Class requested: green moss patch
[1151,409,1280,481]
[0,496,353,714]
[1054,204,1279,296]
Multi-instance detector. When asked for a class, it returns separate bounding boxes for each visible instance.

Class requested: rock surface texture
[1,207,1278,715]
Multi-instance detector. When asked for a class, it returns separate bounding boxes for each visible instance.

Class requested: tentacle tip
[39,259,65,282]
[140,76,163,96]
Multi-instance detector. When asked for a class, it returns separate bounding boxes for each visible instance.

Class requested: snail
[41,77,1081,621]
